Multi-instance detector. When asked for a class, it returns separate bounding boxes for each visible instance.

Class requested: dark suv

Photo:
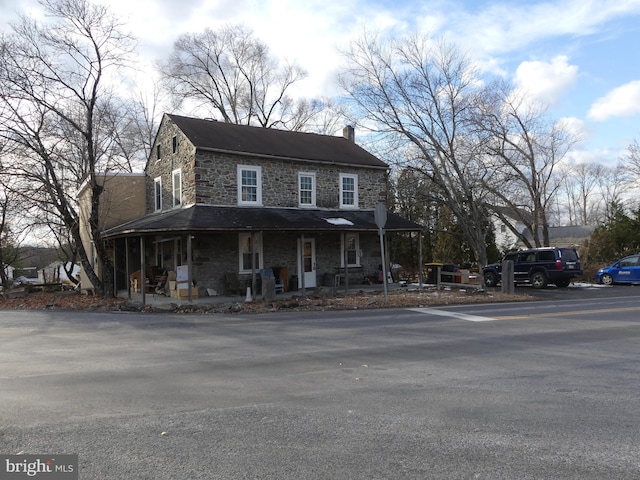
[482,247,582,289]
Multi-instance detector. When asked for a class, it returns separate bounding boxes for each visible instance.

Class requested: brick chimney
[343,125,355,142]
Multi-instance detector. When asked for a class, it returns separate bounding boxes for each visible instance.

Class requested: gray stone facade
[146,117,388,211]
[141,115,391,295]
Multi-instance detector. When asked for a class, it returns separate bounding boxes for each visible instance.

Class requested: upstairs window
[156,145,161,161]
[172,136,177,153]
[339,173,358,209]
[154,177,162,212]
[172,168,182,208]
[238,165,262,205]
[298,172,316,207]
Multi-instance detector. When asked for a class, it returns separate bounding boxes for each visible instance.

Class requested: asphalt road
[1,285,639,479]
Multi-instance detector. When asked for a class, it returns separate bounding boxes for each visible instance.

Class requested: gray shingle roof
[167,114,388,168]
[102,205,422,238]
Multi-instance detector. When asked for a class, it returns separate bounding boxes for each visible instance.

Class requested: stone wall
[146,231,385,295]
[141,116,393,295]
[146,116,389,211]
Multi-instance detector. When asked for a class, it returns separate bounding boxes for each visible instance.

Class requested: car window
[524,253,536,262]
[559,248,578,262]
[538,251,555,261]
[619,256,639,267]
[504,253,518,262]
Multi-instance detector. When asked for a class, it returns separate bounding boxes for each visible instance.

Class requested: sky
[1,0,640,166]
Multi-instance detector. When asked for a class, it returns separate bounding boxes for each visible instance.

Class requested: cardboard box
[171,287,199,299]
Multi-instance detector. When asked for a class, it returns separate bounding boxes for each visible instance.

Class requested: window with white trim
[172,169,182,208]
[341,233,360,267]
[339,173,358,209]
[155,241,164,268]
[239,232,263,273]
[154,177,162,212]
[298,172,316,207]
[238,165,262,205]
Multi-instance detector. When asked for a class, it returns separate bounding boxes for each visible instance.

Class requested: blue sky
[2,0,639,165]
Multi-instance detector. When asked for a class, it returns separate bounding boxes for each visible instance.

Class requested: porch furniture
[222,272,242,296]
[260,268,284,294]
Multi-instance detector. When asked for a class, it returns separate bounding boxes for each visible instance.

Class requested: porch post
[418,231,424,287]
[300,233,305,296]
[125,237,131,300]
[343,232,349,294]
[385,233,391,283]
[112,240,117,298]
[187,233,193,302]
[140,235,146,306]
[250,230,256,299]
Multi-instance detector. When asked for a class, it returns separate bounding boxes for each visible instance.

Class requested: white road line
[408,307,495,322]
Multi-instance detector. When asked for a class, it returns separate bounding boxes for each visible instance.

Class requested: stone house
[101,113,422,298]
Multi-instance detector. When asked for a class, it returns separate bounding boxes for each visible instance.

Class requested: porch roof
[102,205,422,238]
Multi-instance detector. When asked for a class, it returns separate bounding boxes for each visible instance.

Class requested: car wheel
[483,271,498,287]
[555,278,571,288]
[600,273,614,286]
[530,271,548,289]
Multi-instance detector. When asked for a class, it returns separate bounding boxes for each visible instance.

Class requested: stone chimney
[343,125,355,142]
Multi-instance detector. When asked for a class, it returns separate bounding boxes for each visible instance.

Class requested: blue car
[596,254,640,285]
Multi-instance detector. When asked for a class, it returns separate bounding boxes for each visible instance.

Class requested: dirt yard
[0,286,533,314]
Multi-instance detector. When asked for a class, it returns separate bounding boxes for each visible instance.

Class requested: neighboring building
[517,225,595,249]
[42,261,81,284]
[77,172,147,291]
[491,206,529,250]
[101,114,422,297]
[491,205,594,252]
[2,264,15,282]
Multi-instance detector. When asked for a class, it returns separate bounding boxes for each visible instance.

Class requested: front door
[297,238,316,289]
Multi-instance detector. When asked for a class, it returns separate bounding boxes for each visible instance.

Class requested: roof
[518,225,595,247]
[102,205,422,238]
[521,225,595,242]
[166,114,388,169]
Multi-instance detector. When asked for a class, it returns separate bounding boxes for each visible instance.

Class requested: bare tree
[157,24,330,131]
[0,0,139,296]
[477,83,579,247]
[627,139,640,176]
[340,32,493,266]
[559,162,604,226]
[0,159,24,289]
[597,161,633,221]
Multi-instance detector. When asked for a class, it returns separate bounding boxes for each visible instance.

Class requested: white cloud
[451,0,640,55]
[557,116,590,142]
[514,56,579,107]
[587,80,640,121]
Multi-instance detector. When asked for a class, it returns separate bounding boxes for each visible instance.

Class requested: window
[341,233,360,267]
[172,136,177,153]
[620,256,639,267]
[172,169,182,208]
[155,241,163,268]
[538,251,555,262]
[175,238,182,267]
[339,174,358,209]
[154,177,162,212]
[239,233,263,273]
[238,165,262,205]
[298,172,316,207]
[156,145,161,161]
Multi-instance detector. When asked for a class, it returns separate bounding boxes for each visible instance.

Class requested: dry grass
[0,286,534,314]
